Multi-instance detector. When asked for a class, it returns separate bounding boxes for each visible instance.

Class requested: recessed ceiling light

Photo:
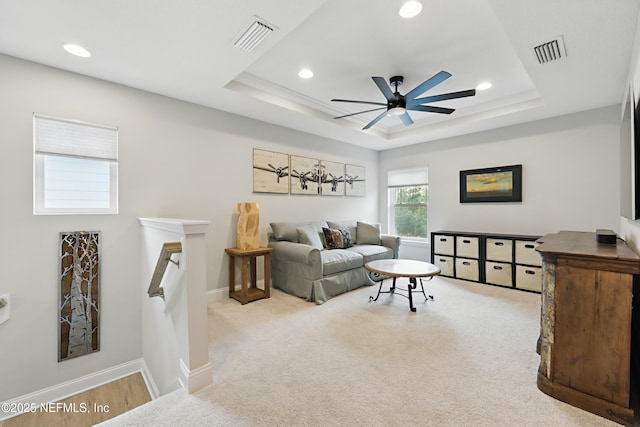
[298,68,314,79]
[399,1,423,19]
[63,43,91,58]
[476,82,492,91]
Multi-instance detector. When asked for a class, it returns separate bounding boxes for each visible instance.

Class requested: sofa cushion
[356,221,381,245]
[321,249,363,275]
[347,244,394,264]
[297,225,324,250]
[322,227,353,249]
[271,220,328,242]
[327,220,357,243]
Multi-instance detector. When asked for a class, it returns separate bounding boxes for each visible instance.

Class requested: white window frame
[33,114,118,215]
[387,168,428,242]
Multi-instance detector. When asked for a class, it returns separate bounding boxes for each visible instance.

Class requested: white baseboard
[0,359,154,422]
[178,359,213,393]
[139,358,160,400]
[207,286,227,301]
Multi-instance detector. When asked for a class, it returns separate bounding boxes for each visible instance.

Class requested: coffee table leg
[369,278,385,302]
[408,278,417,312]
[419,278,435,301]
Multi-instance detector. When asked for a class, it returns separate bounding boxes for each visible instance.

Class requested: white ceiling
[0,0,638,151]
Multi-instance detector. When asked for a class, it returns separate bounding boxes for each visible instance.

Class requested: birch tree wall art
[59,231,100,361]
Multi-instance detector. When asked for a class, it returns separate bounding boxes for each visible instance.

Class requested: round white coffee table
[365,259,441,312]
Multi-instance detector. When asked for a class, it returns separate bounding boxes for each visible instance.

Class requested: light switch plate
[0,293,10,326]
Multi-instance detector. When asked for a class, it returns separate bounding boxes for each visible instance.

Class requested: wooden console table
[536,231,640,426]
[225,247,272,305]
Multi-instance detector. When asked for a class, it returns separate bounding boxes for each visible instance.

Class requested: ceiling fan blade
[404,71,452,101]
[331,98,387,106]
[372,76,396,102]
[362,110,389,130]
[399,112,414,126]
[408,89,476,107]
[408,105,455,114]
[334,107,386,119]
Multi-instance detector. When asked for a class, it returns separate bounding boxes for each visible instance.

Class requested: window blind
[387,167,428,187]
[34,114,117,161]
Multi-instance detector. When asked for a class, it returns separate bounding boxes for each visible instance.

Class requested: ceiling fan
[331,71,476,130]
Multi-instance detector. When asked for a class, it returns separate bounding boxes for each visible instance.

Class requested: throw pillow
[322,227,353,249]
[270,222,305,242]
[270,220,328,242]
[326,220,357,243]
[296,225,324,250]
[356,221,381,245]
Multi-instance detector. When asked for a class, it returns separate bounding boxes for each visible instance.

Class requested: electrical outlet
[0,293,10,326]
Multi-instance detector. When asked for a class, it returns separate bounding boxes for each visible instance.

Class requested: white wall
[0,53,378,402]
[379,106,621,241]
[0,39,628,404]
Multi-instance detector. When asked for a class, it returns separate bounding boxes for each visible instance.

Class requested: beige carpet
[99,277,617,426]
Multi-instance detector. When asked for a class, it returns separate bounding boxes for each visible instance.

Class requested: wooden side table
[225,247,272,304]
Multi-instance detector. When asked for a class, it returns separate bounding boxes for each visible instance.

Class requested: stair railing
[147,242,182,299]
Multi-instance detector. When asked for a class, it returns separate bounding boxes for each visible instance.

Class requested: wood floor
[1,373,151,427]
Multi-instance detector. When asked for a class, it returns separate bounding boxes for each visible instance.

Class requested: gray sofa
[268,220,400,304]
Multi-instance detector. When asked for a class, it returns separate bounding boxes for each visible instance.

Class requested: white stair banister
[139,218,212,396]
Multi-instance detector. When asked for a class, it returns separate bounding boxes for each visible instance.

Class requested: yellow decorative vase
[237,202,259,249]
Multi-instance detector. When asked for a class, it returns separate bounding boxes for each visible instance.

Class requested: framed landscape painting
[345,164,365,196]
[320,160,345,196]
[460,164,522,203]
[253,149,289,194]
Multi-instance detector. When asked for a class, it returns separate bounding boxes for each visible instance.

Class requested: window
[33,114,118,214]
[388,168,428,240]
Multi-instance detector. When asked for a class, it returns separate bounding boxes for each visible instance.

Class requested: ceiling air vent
[232,17,276,53]
[533,36,567,64]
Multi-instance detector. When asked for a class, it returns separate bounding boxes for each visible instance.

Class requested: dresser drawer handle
[525,269,536,275]
[525,244,535,249]
[493,265,503,270]
[494,242,504,246]
[462,261,471,266]
[462,239,471,244]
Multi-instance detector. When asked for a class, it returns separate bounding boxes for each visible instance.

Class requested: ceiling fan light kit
[387,107,406,116]
[331,71,476,130]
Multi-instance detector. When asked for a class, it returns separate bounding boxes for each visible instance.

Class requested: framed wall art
[253,149,289,194]
[290,155,320,195]
[460,164,522,203]
[345,164,366,196]
[319,160,345,196]
[59,231,100,361]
